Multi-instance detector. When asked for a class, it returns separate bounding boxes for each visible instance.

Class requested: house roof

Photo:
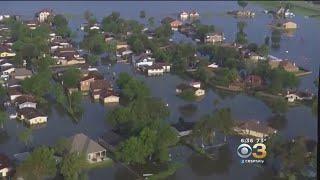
[81,71,104,82]
[17,107,45,119]
[0,44,11,52]
[14,94,37,104]
[69,133,105,154]
[0,153,10,170]
[235,120,277,135]
[14,68,32,77]
[170,20,182,26]
[7,86,22,96]
[161,17,175,24]
[206,32,223,37]
[99,89,119,99]
[171,121,195,132]
[90,79,110,90]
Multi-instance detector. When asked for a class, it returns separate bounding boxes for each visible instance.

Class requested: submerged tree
[235,21,247,44]
[18,129,33,148]
[0,111,7,129]
[237,0,248,9]
[271,29,281,49]
[139,10,146,18]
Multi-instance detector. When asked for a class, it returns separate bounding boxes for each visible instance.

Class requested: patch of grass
[85,159,114,170]
[148,162,183,180]
[178,89,197,101]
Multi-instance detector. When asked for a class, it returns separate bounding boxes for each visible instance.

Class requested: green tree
[52,14,71,38]
[54,137,71,156]
[237,0,248,9]
[264,36,270,45]
[179,89,197,101]
[0,86,6,99]
[0,111,7,129]
[116,127,157,164]
[16,146,57,180]
[86,54,99,66]
[62,68,81,88]
[257,44,269,57]
[81,30,107,54]
[195,24,215,41]
[60,152,87,180]
[132,39,145,54]
[147,17,155,29]
[18,129,33,147]
[105,40,117,60]
[271,29,281,49]
[21,69,52,97]
[139,10,146,18]
[193,108,233,145]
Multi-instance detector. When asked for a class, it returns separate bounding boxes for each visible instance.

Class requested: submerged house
[90,79,112,100]
[176,83,205,97]
[99,90,120,104]
[79,71,104,92]
[14,94,37,109]
[8,86,23,101]
[13,68,32,80]
[17,107,47,125]
[171,121,195,137]
[233,120,277,138]
[285,91,313,102]
[69,133,108,163]
[204,32,224,44]
[0,154,12,178]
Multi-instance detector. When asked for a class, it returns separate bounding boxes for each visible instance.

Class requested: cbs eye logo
[237,143,267,159]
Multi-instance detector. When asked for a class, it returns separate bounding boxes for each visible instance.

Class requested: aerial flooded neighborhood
[0,1,318,180]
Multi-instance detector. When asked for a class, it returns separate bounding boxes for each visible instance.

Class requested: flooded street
[0,1,318,180]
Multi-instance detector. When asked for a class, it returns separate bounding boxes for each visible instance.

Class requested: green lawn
[85,159,114,170]
[251,1,320,19]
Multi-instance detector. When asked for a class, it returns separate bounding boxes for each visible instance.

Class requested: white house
[180,11,189,20]
[100,90,120,104]
[208,63,218,68]
[132,54,154,68]
[69,133,108,163]
[194,88,205,96]
[189,81,201,89]
[146,65,164,76]
[14,95,37,109]
[285,91,313,102]
[36,9,52,23]
[17,108,47,125]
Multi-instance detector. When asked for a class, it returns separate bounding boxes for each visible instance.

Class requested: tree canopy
[16,146,57,180]
[62,67,81,88]
[60,152,87,180]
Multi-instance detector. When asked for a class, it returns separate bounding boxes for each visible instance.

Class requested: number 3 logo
[252,143,267,159]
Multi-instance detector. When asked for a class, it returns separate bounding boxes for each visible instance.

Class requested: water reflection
[0,130,9,144]
[267,114,287,130]
[187,145,232,176]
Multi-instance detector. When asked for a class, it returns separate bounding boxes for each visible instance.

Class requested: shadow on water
[0,130,9,145]
[267,114,288,131]
[187,145,232,176]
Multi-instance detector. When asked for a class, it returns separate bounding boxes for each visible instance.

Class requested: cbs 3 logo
[237,143,267,159]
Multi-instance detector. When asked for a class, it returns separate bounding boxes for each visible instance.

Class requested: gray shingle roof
[69,133,105,154]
